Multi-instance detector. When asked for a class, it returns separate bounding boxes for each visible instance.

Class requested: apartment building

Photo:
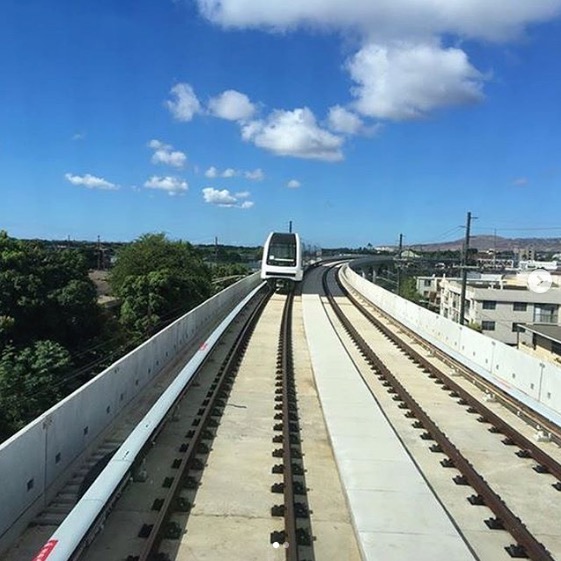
[439,276,561,345]
[417,273,500,311]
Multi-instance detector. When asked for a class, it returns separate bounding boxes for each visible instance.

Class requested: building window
[534,304,558,324]
[513,302,527,312]
[482,321,496,331]
[552,341,561,357]
[512,323,519,332]
[482,301,496,310]
[424,279,431,287]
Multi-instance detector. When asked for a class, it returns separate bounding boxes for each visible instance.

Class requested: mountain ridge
[414,235,561,252]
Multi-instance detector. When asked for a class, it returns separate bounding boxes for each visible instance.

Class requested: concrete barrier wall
[0,273,261,549]
[342,266,561,427]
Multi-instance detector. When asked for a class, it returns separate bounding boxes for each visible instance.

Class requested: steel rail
[322,266,553,561]
[280,289,299,560]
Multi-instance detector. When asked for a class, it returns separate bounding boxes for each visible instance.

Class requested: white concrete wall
[342,266,561,428]
[0,273,261,550]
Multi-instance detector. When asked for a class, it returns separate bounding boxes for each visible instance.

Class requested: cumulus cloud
[144,176,188,196]
[205,166,265,180]
[208,89,256,121]
[165,83,201,122]
[327,105,366,135]
[65,173,117,190]
[222,167,236,177]
[196,0,561,42]
[148,139,187,168]
[348,41,485,120]
[196,1,561,122]
[241,108,343,161]
[205,166,219,178]
[202,187,254,208]
[244,168,264,181]
[287,179,301,188]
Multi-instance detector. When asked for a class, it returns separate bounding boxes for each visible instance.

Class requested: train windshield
[266,233,297,266]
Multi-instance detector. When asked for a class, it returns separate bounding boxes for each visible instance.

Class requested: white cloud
[241,108,343,161]
[348,41,485,120]
[165,83,201,122]
[205,166,238,178]
[327,105,366,135]
[144,176,188,196]
[203,187,237,205]
[287,179,301,189]
[208,89,256,121]
[204,166,265,179]
[72,132,85,141]
[513,177,529,186]
[148,139,187,168]
[196,1,561,122]
[65,173,117,190]
[202,187,254,208]
[244,168,264,181]
[196,0,561,42]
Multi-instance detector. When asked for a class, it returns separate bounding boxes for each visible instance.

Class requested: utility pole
[459,212,475,326]
[214,236,218,267]
[493,228,497,269]
[396,233,403,295]
[97,235,102,270]
[288,220,293,233]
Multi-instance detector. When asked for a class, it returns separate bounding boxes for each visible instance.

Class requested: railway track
[270,288,314,560]
[66,285,317,561]
[322,264,561,561]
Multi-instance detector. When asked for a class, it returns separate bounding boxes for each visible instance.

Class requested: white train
[260,232,304,288]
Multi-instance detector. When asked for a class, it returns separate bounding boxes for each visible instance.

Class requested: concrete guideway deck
[291,295,362,561]
[169,294,284,561]
[302,290,477,561]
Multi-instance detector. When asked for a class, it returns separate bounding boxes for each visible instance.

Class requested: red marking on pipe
[199,342,208,352]
[32,540,58,561]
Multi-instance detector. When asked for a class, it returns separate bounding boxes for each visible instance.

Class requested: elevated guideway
[0,274,262,558]
[2,259,561,561]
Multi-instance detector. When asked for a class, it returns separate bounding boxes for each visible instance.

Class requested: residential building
[439,275,561,345]
[517,324,561,366]
[518,260,560,271]
[417,273,501,311]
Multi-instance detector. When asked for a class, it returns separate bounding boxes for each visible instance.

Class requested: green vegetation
[0,231,111,439]
[110,233,212,336]
[0,231,215,442]
[398,276,421,303]
[468,321,482,333]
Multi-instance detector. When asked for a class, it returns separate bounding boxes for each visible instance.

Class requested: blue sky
[1,0,561,248]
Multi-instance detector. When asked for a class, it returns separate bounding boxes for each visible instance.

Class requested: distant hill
[417,235,561,252]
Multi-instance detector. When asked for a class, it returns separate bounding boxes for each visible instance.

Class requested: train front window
[267,240,296,266]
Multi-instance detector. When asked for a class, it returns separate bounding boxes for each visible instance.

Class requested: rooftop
[520,324,561,345]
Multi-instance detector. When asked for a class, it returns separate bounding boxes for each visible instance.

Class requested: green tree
[110,234,212,336]
[0,231,103,351]
[398,276,421,303]
[0,341,72,437]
